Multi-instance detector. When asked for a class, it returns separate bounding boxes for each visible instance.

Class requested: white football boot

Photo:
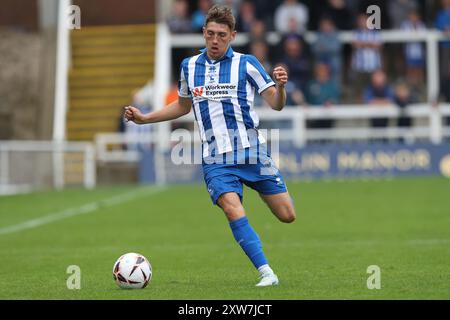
[255,272,279,287]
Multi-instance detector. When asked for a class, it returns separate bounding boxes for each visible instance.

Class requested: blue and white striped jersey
[178,47,275,160]
[351,30,382,73]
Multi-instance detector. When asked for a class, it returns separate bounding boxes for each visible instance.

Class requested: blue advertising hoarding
[139,142,450,184]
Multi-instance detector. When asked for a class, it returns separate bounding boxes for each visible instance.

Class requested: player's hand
[124,106,147,124]
[273,66,288,87]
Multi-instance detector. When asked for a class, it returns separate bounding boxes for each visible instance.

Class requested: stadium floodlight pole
[52,0,71,190]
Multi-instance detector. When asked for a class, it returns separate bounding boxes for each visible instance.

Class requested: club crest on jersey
[193,87,204,97]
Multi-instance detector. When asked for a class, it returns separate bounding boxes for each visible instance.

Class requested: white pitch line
[0,187,166,236]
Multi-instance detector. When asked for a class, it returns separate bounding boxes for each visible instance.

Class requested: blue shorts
[202,150,287,205]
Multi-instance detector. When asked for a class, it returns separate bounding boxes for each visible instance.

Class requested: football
[112,253,152,289]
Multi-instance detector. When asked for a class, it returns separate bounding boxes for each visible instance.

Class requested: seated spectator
[363,70,395,128]
[440,61,450,103]
[305,63,340,129]
[439,61,450,126]
[393,81,415,129]
[350,13,383,101]
[312,16,343,83]
[388,0,419,29]
[279,33,310,92]
[276,64,305,107]
[401,10,426,91]
[435,0,450,78]
[167,0,193,34]
[274,0,309,34]
[191,0,212,32]
[324,0,354,30]
[306,63,340,106]
[252,0,279,31]
[258,63,305,130]
[236,0,257,32]
[250,40,272,107]
[248,19,267,43]
[357,0,389,28]
[213,0,240,16]
[250,40,272,71]
[244,19,267,56]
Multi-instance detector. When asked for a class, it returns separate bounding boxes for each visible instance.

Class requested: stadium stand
[67,24,156,141]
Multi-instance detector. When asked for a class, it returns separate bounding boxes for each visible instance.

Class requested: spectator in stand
[393,81,415,131]
[258,63,304,129]
[344,0,359,14]
[401,10,427,93]
[252,0,280,31]
[305,63,340,129]
[435,0,450,77]
[363,70,395,129]
[312,16,343,83]
[236,0,257,32]
[167,0,193,34]
[388,0,419,29]
[274,0,309,34]
[439,61,450,126]
[250,40,272,73]
[248,19,266,43]
[191,0,212,32]
[212,0,241,16]
[440,61,450,103]
[351,13,383,102]
[279,33,310,92]
[357,0,389,28]
[276,64,305,107]
[324,0,354,30]
[250,40,272,107]
[244,19,267,55]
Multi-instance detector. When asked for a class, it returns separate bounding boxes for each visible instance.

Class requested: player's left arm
[261,66,288,111]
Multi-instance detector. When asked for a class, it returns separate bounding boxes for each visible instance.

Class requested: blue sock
[229,216,268,269]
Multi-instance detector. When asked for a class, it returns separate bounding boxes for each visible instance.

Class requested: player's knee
[218,196,244,220]
[278,205,296,223]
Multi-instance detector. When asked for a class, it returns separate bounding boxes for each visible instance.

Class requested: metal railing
[95,103,450,163]
[0,140,96,195]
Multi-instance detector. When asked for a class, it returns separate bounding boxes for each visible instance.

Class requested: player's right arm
[123,97,192,124]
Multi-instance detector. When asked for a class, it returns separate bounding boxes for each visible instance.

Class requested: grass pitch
[0,177,449,299]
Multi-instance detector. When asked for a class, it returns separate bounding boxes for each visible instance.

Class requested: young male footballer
[124,4,296,286]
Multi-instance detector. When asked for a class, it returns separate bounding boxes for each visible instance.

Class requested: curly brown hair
[204,4,236,31]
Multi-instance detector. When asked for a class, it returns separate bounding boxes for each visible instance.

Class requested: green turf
[0,177,449,299]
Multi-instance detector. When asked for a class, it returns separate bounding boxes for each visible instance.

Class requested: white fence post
[426,32,440,103]
[53,141,65,190]
[84,144,96,189]
[292,109,306,147]
[430,106,443,144]
[0,145,9,186]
